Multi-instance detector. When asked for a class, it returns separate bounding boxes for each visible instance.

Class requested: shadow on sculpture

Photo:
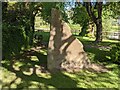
[47,8,108,73]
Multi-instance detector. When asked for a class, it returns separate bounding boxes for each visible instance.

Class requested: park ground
[0,32,120,89]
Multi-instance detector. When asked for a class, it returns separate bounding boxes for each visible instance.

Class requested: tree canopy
[2,1,120,59]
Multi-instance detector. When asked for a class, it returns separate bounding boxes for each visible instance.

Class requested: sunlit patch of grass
[28,81,42,88]
[76,36,119,46]
[62,65,119,88]
[39,49,47,55]
[0,67,2,89]
[9,78,22,88]
[47,85,57,89]
[1,67,17,87]
[22,68,33,76]
[1,60,10,66]
[37,73,51,79]
[106,63,118,68]
[102,39,119,43]
[1,63,119,88]
[13,61,24,71]
[31,56,39,62]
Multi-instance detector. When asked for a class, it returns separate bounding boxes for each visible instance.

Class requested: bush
[2,23,26,59]
[109,43,120,64]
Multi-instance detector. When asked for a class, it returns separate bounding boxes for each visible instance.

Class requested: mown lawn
[1,33,119,89]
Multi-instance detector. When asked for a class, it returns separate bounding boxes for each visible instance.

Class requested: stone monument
[47,8,108,73]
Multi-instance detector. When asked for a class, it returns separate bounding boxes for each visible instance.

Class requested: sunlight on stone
[31,56,39,61]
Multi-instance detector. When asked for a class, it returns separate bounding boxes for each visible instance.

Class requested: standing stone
[47,8,108,73]
[47,8,90,72]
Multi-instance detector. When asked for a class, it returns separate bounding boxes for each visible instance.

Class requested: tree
[72,3,90,36]
[24,2,42,45]
[71,2,103,41]
[84,2,103,43]
[2,2,26,59]
[72,1,120,43]
[103,2,120,19]
[2,2,42,59]
[40,2,68,23]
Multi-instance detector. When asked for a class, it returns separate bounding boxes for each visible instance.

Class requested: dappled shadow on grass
[84,47,109,63]
[1,48,119,89]
[76,37,118,65]
[74,69,119,88]
[1,49,78,89]
[1,35,119,89]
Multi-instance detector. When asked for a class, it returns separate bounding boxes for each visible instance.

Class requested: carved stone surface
[47,8,108,73]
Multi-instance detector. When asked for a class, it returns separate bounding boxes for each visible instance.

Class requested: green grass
[1,59,119,89]
[1,33,119,89]
[76,36,119,64]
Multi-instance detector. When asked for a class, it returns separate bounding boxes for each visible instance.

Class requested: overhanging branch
[84,2,97,23]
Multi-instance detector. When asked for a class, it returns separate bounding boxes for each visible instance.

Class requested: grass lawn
[1,33,119,89]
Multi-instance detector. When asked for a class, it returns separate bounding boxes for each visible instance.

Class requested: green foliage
[2,23,26,59]
[41,2,68,23]
[79,24,89,36]
[40,2,55,23]
[109,43,120,64]
[103,2,120,18]
[2,2,36,59]
[71,4,90,36]
[72,4,89,26]
[102,18,112,31]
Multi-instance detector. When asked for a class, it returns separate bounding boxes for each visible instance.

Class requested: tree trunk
[95,2,103,43]
[95,19,102,43]
[84,2,103,43]
[30,15,35,45]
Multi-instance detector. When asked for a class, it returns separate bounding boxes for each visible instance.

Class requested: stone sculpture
[47,8,108,73]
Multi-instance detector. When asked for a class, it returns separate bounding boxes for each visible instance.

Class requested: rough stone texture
[47,8,108,73]
[47,8,91,72]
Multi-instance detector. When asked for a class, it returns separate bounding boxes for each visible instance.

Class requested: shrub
[109,43,120,64]
[2,23,26,59]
